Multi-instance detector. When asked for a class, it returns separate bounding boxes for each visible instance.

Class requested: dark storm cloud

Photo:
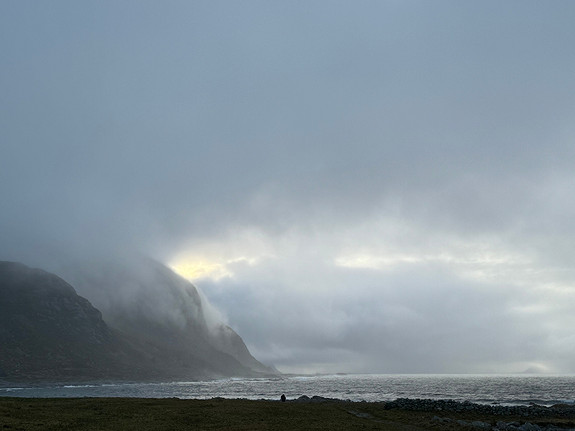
[2,1,575,372]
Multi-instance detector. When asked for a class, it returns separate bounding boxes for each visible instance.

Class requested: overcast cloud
[2,1,575,373]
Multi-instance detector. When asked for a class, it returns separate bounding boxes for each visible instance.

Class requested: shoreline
[1,386,573,408]
[2,397,575,430]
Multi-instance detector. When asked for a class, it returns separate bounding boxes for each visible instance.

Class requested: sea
[1,374,574,406]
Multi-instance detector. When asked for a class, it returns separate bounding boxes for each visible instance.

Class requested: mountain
[0,259,275,382]
[0,261,145,381]
[63,256,275,377]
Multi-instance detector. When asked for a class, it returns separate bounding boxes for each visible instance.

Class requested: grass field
[1,397,574,431]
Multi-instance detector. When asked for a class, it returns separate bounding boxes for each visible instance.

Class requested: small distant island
[0,259,277,383]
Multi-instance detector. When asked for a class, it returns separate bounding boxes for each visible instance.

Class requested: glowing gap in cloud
[335,254,423,269]
[170,260,231,281]
[334,247,534,285]
[170,255,263,282]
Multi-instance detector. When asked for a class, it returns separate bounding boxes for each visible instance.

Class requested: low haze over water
[2,375,575,406]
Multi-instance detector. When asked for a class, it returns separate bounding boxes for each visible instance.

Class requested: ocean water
[1,374,574,406]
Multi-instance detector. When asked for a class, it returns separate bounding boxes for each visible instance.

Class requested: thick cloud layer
[2,1,575,373]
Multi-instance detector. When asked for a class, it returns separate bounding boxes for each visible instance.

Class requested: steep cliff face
[210,324,274,374]
[0,259,275,382]
[0,262,142,380]
[64,257,275,378]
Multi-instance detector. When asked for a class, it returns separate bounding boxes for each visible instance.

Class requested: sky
[2,1,575,374]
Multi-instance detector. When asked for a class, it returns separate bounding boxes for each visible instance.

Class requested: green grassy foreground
[0,398,421,431]
[1,397,573,431]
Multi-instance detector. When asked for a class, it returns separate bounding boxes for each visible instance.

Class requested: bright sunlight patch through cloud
[170,260,231,281]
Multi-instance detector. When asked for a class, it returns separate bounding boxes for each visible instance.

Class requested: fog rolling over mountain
[0,258,275,382]
[0,261,145,381]
[61,256,274,376]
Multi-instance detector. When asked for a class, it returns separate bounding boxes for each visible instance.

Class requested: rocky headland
[0,259,276,383]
